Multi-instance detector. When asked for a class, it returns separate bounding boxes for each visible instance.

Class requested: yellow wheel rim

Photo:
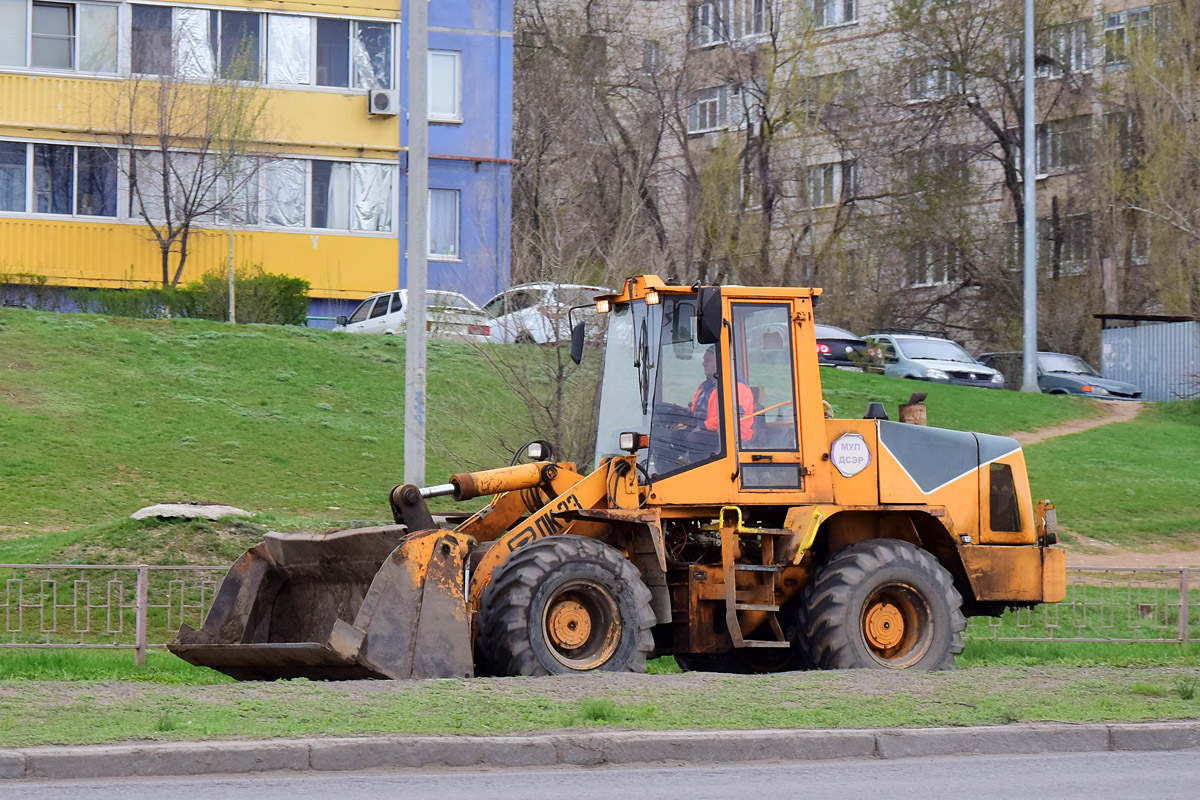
[547,598,593,650]
[540,582,622,670]
[859,584,931,667]
[864,601,905,650]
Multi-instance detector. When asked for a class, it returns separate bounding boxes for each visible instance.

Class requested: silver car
[483,282,611,344]
[334,290,493,343]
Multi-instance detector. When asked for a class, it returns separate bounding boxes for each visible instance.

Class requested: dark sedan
[978,351,1143,399]
[815,324,881,372]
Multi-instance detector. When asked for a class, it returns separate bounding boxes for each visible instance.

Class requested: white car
[335,289,492,343]
[482,282,612,344]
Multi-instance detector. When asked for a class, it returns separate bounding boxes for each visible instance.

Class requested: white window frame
[428,50,462,123]
[906,240,963,288]
[428,187,460,260]
[813,0,855,30]
[1104,7,1153,68]
[2,0,119,75]
[1036,116,1090,173]
[907,59,960,102]
[1038,20,1089,78]
[743,0,767,38]
[0,138,119,219]
[264,14,395,92]
[806,160,855,208]
[688,85,730,134]
[690,0,732,48]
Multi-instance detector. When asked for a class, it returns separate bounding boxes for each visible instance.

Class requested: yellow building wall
[0,0,407,299]
[0,217,399,298]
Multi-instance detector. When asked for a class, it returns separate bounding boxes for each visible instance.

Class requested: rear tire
[798,539,964,670]
[478,535,655,676]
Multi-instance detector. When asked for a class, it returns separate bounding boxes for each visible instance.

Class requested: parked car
[482,282,612,344]
[334,289,492,343]
[865,332,1005,388]
[815,324,881,372]
[978,351,1143,399]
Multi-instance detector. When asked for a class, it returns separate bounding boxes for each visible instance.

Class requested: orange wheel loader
[170,275,1065,679]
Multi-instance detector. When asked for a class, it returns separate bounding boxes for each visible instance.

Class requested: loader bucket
[169,526,475,681]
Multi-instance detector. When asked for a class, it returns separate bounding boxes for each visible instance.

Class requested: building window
[429,188,460,259]
[0,1,116,72]
[1037,116,1090,172]
[266,15,311,85]
[314,18,392,89]
[1040,214,1092,275]
[814,0,854,29]
[1105,7,1154,67]
[744,0,767,37]
[908,59,960,101]
[806,161,855,208]
[642,40,662,74]
[262,159,306,227]
[690,0,732,47]
[906,240,963,287]
[31,143,115,217]
[688,85,731,133]
[0,141,27,212]
[131,5,171,76]
[429,51,461,122]
[31,2,75,69]
[217,10,262,81]
[1038,20,1089,77]
[311,160,351,229]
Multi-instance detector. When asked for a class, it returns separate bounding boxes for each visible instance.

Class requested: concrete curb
[3,722,1198,781]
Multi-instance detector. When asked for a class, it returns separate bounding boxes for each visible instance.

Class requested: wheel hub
[547,598,593,650]
[864,601,905,650]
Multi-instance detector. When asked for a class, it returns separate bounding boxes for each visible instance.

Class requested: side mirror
[336,315,348,327]
[885,354,898,364]
[696,286,722,345]
[570,321,586,364]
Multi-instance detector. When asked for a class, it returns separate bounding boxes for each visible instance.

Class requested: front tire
[478,535,655,676]
[798,539,964,670]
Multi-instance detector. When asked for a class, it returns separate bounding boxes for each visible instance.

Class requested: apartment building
[0,0,513,316]
[519,0,1187,349]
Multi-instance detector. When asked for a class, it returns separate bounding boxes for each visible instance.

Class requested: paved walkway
[3,722,1198,781]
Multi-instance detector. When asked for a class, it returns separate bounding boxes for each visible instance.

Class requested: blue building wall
[399,0,514,306]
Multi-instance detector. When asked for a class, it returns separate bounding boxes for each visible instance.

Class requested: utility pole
[227,185,236,323]
[1021,0,1039,392]
[404,0,429,485]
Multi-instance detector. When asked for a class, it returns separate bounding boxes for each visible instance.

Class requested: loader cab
[594,280,829,505]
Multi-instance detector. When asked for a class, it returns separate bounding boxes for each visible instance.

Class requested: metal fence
[0,564,228,664]
[964,568,1196,643]
[0,565,1195,662]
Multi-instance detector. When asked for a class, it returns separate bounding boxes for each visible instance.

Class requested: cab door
[728,302,806,494]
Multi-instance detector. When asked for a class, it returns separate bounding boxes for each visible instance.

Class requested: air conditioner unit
[368,89,399,117]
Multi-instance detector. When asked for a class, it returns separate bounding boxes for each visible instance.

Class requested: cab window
[347,299,373,324]
[369,296,389,319]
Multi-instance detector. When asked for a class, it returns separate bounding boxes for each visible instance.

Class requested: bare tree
[1099,0,1200,318]
[100,39,269,287]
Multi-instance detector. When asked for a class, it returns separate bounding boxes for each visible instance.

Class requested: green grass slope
[0,306,1136,555]
[1026,400,1200,547]
[0,309,523,531]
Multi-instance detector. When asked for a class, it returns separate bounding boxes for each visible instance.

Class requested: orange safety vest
[691,379,755,441]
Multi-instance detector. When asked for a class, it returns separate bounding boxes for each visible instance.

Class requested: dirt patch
[1061,531,1200,569]
[1012,400,1144,446]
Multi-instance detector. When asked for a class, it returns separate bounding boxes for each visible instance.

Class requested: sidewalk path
[3,722,1198,781]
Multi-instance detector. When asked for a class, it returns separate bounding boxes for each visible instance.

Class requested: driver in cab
[690,347,756,444]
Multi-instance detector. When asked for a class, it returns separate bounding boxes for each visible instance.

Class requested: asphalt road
[5,750,1199,800]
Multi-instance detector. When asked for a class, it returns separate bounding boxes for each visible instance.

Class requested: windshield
[1038,353,1097,375]
[897,338,977,363]
[593,296,723,479]
[594,301,654,466]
